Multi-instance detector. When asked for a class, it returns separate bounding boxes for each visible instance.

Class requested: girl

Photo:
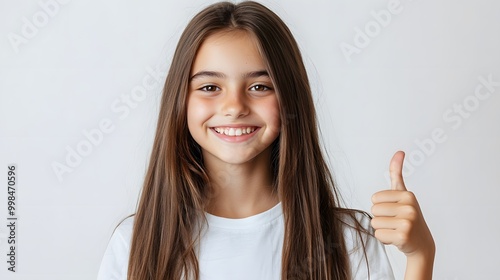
[97,1,435,279]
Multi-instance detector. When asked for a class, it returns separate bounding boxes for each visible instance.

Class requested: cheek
[187,97,213,130]
[260,97,281,134]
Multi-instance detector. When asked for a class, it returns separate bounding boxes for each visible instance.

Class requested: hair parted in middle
[128,1,370,279]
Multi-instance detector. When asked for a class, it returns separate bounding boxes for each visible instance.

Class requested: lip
[210,126,260,143]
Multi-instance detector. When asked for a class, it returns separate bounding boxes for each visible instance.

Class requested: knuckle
[399,219,413,231]
[403,191,416,201]
[398,231,409,244]
[401,205,417,219]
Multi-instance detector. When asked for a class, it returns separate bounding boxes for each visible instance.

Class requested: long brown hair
[127,1,369,279]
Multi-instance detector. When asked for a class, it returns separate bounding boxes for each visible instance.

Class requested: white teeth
[213,127,256,136]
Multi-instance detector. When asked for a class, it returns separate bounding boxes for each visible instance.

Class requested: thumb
[390,151,407,191]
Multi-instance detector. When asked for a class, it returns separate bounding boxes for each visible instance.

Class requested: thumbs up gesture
[371,151,435,279]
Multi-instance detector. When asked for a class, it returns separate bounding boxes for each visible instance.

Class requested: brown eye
[250,84,271,91]
[199,85,220,92]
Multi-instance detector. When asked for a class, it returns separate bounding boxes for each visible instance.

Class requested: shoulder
[112,215,135,242]
[338,209,395,280]
[338,209,372,232]
[96,215,135,280]
[105,215,135,250]
[338,210,376,257]
[338,210,373,248]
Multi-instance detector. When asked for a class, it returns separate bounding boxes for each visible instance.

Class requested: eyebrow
[189,70,269,81]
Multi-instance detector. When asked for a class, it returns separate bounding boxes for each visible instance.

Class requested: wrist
[404,246,435,280]
[408,247,435,260]
[407,238,436,262]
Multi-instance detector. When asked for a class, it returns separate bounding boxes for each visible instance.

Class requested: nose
[221,87,249,118]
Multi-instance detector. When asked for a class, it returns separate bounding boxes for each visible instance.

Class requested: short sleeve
[343,212,395,280]
[96,217,134,280]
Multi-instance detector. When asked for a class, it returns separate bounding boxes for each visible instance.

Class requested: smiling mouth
[211,127,258,136]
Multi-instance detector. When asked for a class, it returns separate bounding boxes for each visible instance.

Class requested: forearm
[404,250,435,280]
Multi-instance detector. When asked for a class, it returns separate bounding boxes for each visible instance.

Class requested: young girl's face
[187,30,281,167]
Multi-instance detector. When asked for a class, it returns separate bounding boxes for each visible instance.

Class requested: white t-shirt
[97,202,395,279]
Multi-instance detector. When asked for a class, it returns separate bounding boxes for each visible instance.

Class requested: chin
[217,154,256,165]
[209,149,260,165]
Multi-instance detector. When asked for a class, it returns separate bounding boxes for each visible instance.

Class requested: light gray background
[1,0,499,279]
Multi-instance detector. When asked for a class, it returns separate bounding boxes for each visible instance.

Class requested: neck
[203,146,280,218]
